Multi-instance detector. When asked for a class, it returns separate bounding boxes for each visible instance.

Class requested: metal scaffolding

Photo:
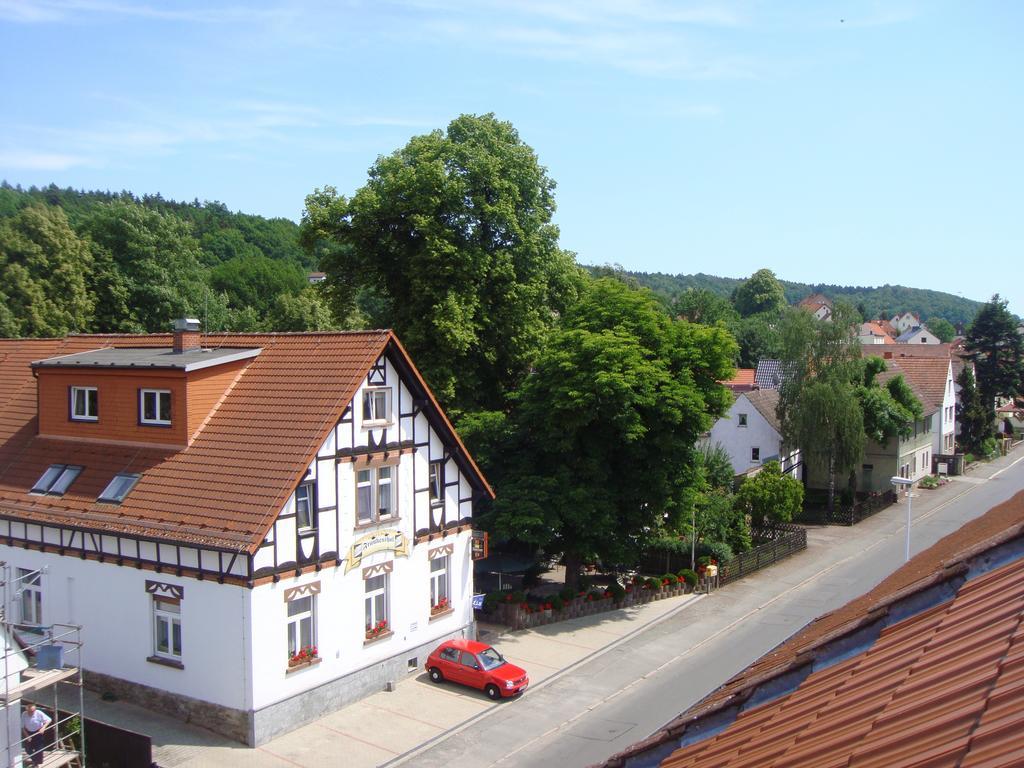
[0,564,84,768]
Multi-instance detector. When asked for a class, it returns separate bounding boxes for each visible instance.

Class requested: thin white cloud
[0,150,90,170]
[0,0,293,24]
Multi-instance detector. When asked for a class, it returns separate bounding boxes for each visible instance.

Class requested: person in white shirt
[21,703,52,767]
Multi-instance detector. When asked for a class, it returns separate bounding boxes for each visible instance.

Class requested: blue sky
[2,1,1021,315]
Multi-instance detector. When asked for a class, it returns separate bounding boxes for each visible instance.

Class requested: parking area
[80,595,698,767]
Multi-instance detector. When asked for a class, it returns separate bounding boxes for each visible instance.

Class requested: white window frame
[70,386,98,421]
[430,556,449,612]
[287,595,316,660]
[17,568,43,627]
[365,574,389,634]
[428,461,444,506]
[295,482,315,530]
[361,387,392,427]
[153,596,182,661]
[140,388,172,425]
[356,466,394,524]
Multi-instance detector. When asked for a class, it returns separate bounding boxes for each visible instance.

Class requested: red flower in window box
[366,620,389,639]
[288,645,319,667]
[431,597,450,615]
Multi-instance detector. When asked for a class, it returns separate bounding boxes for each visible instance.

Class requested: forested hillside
[0,182,333,337]
[611,269,982,326]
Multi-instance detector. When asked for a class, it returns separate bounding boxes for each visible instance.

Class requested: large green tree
[964,294,1024,411]
[301,113,585,412]
[926,317,956,343]
[956,365,991,453]
[0,204,94,337]
[732,268,787,318]
[488,279,736,588]
[83,200,210,333]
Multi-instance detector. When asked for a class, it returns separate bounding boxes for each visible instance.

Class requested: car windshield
[478,647,506,670]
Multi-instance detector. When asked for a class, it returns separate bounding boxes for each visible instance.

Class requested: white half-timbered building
[0,323,493,745]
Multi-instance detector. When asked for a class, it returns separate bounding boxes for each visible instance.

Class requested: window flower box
[365,620,391,642]
[288,645,320,672]
[430,598,450,616]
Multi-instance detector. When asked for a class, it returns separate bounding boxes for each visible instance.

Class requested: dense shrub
[645,577,661,590]
[608,582,626,601]
[559,586,577,602]
[550,595,564,611]
[677,569,698,587]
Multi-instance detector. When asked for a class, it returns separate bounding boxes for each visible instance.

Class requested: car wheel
[485,684,501,701]
[429,667,444,683]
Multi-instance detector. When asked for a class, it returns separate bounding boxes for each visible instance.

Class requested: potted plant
[431,597,450,615]
[366,619,389,640]
[288,645,318,668]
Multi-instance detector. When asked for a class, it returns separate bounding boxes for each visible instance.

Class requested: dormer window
[140,389,171,426]
[70,386,98,421]
[362,388,391,426]
[31,464,82,496]
[98,473,141,504]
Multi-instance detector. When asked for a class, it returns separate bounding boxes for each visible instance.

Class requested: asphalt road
[393,449,1024,768]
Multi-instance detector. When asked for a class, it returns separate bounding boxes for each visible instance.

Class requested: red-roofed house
[797,293,832,321]
[596,488,1024,768]
[721,369,756,394]
[0,321,492,745]
[857,321,896,345]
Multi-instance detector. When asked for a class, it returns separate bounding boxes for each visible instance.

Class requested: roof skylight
[30,465,82,496]
[97,473,141,504]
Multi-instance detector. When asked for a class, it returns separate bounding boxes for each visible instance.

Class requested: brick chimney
[172,318,202,353]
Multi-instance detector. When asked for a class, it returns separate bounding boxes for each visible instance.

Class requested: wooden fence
[798,490,896,526]
[717,522,807,586]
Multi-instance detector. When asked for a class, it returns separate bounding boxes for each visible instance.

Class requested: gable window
[70,386,98,421]
[365,574,389,638]
[140,389,171,425]
[362,388,391,426]
[430,556,450,615]
[30,464,82,496]
[153,596,182,661]
[295,482,315,530]
[737,413,748,427]
[356,466,394,524]
[286,595,316,661]
[751,447,760,462]
[98,473,140,504]
[17,568,42,627]
[428,461,444,506]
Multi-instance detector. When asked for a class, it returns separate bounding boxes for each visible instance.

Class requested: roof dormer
[32,320,260,448]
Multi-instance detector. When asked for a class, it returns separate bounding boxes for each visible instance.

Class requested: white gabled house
[0,323,493,746]
[706,389,801,480]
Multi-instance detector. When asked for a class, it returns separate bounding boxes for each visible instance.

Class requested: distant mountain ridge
[611,269,983,326]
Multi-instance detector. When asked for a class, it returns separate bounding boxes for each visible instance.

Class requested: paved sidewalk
[82,592,701,767]
[82,447,1024,767]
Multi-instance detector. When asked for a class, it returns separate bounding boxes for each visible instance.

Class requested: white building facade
[0,330,492,745]
[706,389,801,479]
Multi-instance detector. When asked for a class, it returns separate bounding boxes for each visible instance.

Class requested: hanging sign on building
[471,530,489,561]
[345,529,409,573]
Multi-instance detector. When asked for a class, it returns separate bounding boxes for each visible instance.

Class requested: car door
[458,650,483,688]
[437,646,461,681]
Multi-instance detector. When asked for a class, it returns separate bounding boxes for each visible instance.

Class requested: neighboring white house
[0,324,493,746]
[891,312,922,334]
[706,389,801,479]
[895,326,940,345]
[857,322,896,346]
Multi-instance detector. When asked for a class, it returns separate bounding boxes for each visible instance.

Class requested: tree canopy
[486,278,736,587]
[965,294,1024,409]
[301,113,585,412]
[732,268,787,318]
[734,461,804,528]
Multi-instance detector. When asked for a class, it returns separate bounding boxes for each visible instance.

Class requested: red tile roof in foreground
[596,488,1024,768]
[722,369,756,392]
[0,332,492,553]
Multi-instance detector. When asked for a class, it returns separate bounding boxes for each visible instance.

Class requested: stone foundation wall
[84,620,475,747]
[84,669,252,744]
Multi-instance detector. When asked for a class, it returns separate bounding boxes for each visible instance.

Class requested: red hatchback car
[426,638,529,700]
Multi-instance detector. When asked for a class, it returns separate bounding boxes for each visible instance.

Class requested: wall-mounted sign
[471,530,489,561]
[345,529,409,573]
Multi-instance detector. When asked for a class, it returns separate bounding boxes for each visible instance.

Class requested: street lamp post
[891,476,914,561]
[691,506,696,570]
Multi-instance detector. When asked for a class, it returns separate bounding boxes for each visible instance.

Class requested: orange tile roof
[722,369,756,391]
[886,358,952,411]
[596,489,1024,768]
[0,332,492,553]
